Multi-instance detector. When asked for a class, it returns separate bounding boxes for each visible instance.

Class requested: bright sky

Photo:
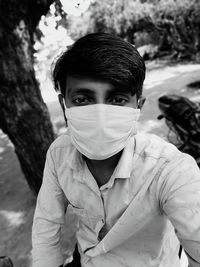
[34,0,94,103]
[60,0,92,16]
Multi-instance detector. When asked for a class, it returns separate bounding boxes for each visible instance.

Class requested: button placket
[94,190,107,241]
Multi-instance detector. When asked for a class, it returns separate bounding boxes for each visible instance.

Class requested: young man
[31,33,200,267]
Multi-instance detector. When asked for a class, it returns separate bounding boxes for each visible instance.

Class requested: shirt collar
[100,138,135,190]
[113,138,135,179]
[67,137,136,185]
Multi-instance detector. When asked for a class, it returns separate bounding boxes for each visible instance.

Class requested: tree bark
[0,0,55,195]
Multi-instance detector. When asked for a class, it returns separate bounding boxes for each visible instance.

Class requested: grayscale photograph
[0,1,200,267]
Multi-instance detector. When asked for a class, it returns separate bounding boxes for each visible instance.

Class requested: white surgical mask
[64,104,140,160]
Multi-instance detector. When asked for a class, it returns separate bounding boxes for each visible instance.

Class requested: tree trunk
[0,0,55,195]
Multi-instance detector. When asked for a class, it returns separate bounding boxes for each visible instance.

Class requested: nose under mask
[64,103,140,160]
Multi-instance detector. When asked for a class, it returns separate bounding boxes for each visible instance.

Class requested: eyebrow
[67,88,95,97]
[67,87,133,98]
[105,88,132,98]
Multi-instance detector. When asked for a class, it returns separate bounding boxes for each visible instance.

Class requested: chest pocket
[70,205,100,230]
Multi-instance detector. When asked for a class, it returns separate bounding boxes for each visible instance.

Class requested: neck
[84,151,122,187]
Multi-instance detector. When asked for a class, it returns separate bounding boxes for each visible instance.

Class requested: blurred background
[0,0,200,266]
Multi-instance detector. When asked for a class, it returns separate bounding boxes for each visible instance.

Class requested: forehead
[65,76,132,96]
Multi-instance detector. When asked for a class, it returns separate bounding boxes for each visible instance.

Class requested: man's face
[64,76,138,108]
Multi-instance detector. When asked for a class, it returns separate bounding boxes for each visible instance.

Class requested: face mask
[64,104,140,160]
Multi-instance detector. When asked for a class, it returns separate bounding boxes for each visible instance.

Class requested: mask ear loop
[57,83,63,99]
[57,83,65,108]
[57,83,68,125]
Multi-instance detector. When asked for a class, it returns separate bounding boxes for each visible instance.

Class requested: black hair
[52,33,146,99]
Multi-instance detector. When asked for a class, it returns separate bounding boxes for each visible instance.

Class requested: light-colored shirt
[31,132,200,267]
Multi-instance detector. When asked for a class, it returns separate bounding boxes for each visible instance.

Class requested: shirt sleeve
[31,148,67,267]
[157,153,200,266]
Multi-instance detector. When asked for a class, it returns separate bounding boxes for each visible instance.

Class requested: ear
[58,94,68,125]
[58,94,65,112]
[138,96,146,109]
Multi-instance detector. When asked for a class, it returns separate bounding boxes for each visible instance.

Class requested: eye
[109,96,129,106]
[72,96,91,106]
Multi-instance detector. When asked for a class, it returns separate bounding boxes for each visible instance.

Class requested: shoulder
[46,132,76,166]
[132,133,198,180]
[134,132,185,162]
[134,133,199,187]
[49,132,71,151]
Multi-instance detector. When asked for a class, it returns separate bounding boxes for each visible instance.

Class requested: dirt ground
[0,61,200,267]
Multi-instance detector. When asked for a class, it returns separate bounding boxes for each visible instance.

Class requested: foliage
[153,0,200,59]
[68,0,154,43]
[67,0,200,60]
